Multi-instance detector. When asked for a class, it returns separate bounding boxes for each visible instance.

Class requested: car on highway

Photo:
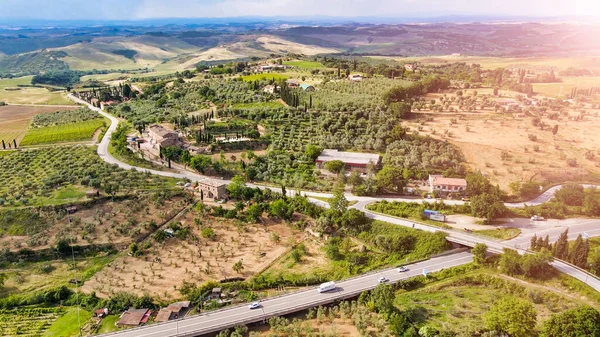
[397,266,409,272]
[531,215,545,221]
[248,301,261,309]
[318,281,336,293]
[377,277,390,284]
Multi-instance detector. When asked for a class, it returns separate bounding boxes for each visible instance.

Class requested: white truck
[318,281,336,293]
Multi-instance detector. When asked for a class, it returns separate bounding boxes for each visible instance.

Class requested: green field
[20,119,105,146]
[231,101,284,109]
[0,307,64,337]
[371,55,600,71]
[43,308,91,337]
[240,73,289,82]
[0,76,71,105]
[283,60,325,69]
[534,76,600,98]
[95,315,121,334]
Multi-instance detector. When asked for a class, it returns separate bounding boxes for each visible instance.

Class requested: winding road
[67,94,600,337]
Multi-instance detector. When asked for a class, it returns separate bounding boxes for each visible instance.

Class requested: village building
[428,175,467,193]
[404,64,415,71]
[348,74,363,82]
[155,301,190,323]
[263,85,277,94]
[86,189,100,198]
[197,179,228,199]
[100,101,118,110]
[116,308,151,327]
[147,125,179,148]
[316,149,381,173]
[286,79,300,88]
[93,308,108,318]
[299,83,315,91]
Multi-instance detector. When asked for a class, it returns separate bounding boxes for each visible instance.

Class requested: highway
[95,251,473,337]
[66,94,600,336]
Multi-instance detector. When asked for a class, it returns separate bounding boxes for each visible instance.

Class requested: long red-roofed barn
[316,149,381,173]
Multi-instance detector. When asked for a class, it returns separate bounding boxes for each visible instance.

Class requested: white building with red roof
[428,175,467,193]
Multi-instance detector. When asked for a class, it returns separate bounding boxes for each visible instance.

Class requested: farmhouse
[116,308,151,327]
[428,175,467,193]
[197,179,228,199]
[404,64,415,71]
[286,79,300,88]
[348,74,363,82]
[299,83,315,91]
[155,301,190,323]
[316,149,381,173]
[263,85,277,94]
[148,125,179,148]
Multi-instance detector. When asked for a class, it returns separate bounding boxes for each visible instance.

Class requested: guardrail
[94,252,471,337]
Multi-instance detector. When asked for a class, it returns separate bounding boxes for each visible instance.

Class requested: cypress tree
[530,234,538,251]
[554,229,569,260]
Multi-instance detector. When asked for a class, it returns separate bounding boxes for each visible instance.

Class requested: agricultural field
[29,107,101,128]
[20,119,106,146]
[230,101,284,109]
[0,195,187,250]
[534,76,600,98]
[394,271,594,336]
[0,105,78,147]
[0,76,71,105]
[0,255,115,299]
[371,55,600,72]
[241,73,289,82]
[81,210,301,300]
[403,88,600,190]
[0,146,178,207]
[282,60,326,69]
[0,307,64,337]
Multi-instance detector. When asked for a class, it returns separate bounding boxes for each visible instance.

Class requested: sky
[0,0,599,20]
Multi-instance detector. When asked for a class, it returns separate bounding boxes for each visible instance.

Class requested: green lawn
[20,119,105,146]
[43,308,91,337]
[309,195,358,206]
[472,227,521,240]
[240,73,289,82]
[283,60,325,69]
[96,315,120,334]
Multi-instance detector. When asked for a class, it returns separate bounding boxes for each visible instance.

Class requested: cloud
[0,0,598,20]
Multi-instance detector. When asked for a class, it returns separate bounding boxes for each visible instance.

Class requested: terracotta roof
[155,308,175,322]
[429,175,467,187]
[148,125,177,138]
[198,179,227,188]
[117,308,151,326]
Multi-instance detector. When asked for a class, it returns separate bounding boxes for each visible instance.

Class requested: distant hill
[276,23,600,56]
[0,50,69,76]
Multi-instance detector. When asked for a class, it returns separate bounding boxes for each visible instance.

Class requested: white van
[318,281,336,293]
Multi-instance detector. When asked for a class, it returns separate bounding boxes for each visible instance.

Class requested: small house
[263,85,276,94]
[155,301,190,322]
[197,179,228,199]
[404,64,415,71]
[348,74,363,82]
[428,175,467,194]
[286,79,300,89]
[148,125,180,148]
[116,308,151,327]
[94,308,108,318]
